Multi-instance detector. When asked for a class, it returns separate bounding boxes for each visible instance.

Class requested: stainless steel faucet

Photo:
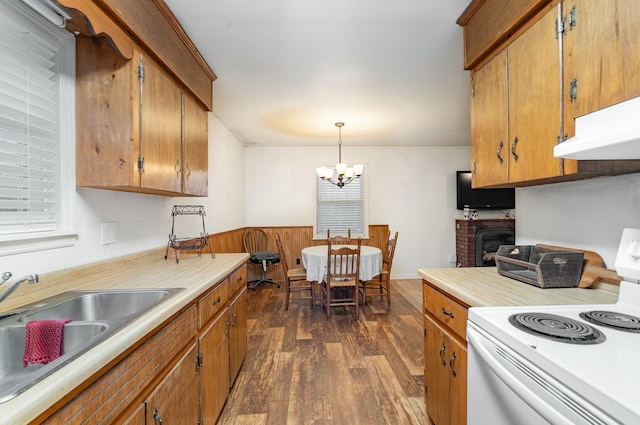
[0,273,39,304]
[1,272,11,284]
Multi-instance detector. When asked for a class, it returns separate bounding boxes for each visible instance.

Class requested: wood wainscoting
[201,225,390,285]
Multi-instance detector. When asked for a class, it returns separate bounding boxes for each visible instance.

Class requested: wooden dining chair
[320,238,361,319]
[360,231,398,309]
[274,233,313,310]
[327,228,351,245]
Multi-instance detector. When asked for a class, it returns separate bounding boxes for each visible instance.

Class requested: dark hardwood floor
[217,279,427,425]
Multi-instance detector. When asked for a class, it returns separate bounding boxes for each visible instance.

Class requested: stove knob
[627,239,640,259]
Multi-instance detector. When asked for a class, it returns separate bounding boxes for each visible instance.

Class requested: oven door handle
[467,326,576,425]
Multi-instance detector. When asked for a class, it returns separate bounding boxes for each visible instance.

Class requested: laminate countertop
[418,267,619,308]
[0,249,249,425]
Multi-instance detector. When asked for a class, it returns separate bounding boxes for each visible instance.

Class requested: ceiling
[164,0,472,147]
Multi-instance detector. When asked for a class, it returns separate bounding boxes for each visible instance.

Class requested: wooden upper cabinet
[98,0,215,110]
[458,0,550,69]
[507,5,562,184]
[76,39,208,196]
[470,50,509,188]
[60,0,215,109]
[559,0,640,178]
[140,52,183,194]
[76,37,139,190]
[470,6,561,187]
[461,0,640,187]
[183,93,209,196]
[68,0,212,197]
[562,0,640,137]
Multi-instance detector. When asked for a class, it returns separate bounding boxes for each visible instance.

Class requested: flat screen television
[456,171,515,210]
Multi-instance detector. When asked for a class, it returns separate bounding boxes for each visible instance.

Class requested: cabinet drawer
[199,280,229,327]
[229,265,247,296]
[424,283,468,339]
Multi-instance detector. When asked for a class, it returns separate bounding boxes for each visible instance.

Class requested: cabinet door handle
[185,162,191,178]
[152,408,163,425]
[449,352,458,377]
[569,78,578,102]
[212,295,221,306]
[568,4,577,30]
[441,307,455,319]
[175,159,182,176]
[439,342,447,365]
[496,141,504,164]
[511,137,519,162]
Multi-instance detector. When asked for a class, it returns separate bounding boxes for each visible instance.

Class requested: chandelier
[315,122,364,188]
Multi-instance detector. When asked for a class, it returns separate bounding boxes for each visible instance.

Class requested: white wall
[516,173,640,267]
[245,145,471,278]
[4,115,246,277]
[204,116,246,233]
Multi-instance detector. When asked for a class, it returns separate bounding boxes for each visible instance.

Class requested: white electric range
[467,228,640,425]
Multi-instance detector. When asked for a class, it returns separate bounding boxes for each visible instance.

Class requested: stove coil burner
[509,313,606,344]
[580,311,640,333]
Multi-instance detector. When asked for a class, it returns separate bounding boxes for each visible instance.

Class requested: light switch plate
[100,222,117,245]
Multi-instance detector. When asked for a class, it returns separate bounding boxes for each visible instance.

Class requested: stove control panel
[615,228,640,282]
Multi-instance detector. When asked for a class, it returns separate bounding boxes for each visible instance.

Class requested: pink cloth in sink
[23,319,72,367]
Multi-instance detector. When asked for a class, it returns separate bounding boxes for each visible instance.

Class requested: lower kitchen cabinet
[41,263,248,425]
[423,280,468,425]
[43,306,197,424]
[229,287,247,384]
[145,344,200,424]
[197,265,247,424]
[424,317,467,425]
[200,311,230,423]
[121,404,145,425]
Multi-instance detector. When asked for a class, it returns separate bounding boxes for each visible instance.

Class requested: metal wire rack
[165,205,215,263]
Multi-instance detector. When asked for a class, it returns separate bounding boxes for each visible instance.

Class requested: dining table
[301,244,383,283]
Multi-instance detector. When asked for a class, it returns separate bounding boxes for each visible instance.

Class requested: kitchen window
[314,169,368,239]
[0,0,76,255]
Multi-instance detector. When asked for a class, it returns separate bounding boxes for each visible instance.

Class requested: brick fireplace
[455,219,515,267]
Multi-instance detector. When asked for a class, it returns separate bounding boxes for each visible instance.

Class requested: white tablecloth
[301,245,382,282]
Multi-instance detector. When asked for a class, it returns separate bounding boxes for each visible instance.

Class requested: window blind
[316,171,364,236]
[0,7,60,235]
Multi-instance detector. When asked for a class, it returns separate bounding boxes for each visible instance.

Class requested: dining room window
[0,0,76,255]
[314,169,368,239]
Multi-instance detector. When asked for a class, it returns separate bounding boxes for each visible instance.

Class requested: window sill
[0,231,78,257]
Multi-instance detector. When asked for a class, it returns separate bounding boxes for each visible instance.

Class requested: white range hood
[554,95,640,159]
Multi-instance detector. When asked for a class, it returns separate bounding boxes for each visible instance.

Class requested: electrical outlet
[101,222,117,245]
[296,258,301,265]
